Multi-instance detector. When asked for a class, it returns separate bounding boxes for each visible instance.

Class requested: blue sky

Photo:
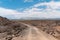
[0,0,60,19]
[0,0,52,9]
[0,0,60,9]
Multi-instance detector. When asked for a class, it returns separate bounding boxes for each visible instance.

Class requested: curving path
[12,23,58,40]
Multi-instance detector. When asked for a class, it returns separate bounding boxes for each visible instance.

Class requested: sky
[0,0,60,19]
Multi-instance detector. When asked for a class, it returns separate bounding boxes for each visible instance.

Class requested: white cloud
[23,1,60,18]
[0,7,37,19]
[0,7,22,19]
[0,1,60,19]
[23,7,60,18]
[34,1,60,10]
[0,7,19,15]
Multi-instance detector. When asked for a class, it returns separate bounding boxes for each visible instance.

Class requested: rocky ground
[0,16,60,40]
[0,16,28,40]
[20,20,60,40]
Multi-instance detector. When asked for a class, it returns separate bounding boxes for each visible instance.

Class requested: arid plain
[0,16,60,40]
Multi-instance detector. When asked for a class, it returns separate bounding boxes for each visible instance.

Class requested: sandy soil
[0,16,60,40]
[12,23,58,40]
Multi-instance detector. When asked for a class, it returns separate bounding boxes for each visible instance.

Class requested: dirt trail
[12,23,58,40]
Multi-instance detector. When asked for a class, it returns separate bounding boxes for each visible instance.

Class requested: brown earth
[0,16,60,40]
[19,20,60,40]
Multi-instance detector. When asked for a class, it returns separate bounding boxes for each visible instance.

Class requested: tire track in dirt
[12,23,58,40]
